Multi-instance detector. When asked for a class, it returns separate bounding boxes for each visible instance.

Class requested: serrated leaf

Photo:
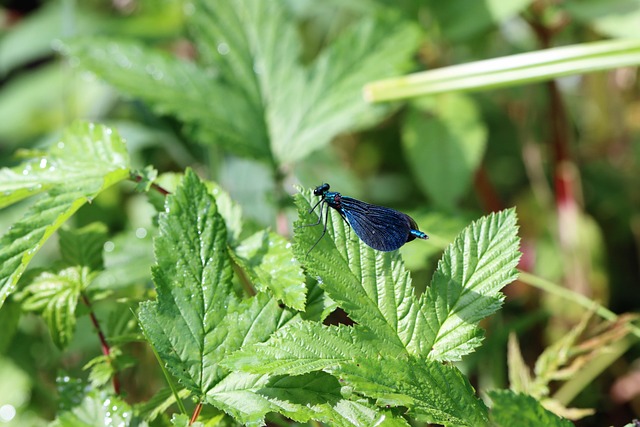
[424,208,521,361]
[224,321,379,376]
[137,169,300,418]
[231,229,306,311]
[489,390,574,427]
[138,169,237,396]
[292,188,435,356]
[192,1,421,164]
[19,266,93,349]
[59,222,108,270]
[61,37,268,160]
[207,371,410,427]
[0,121,129,308]
[50,390,146,427]
[333,356,489,427]
[64,1,420,166]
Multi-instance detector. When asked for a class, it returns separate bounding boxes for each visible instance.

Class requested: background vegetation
[1,0,640,426]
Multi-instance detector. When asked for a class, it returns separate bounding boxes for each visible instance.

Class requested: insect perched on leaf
[300,183,428,253]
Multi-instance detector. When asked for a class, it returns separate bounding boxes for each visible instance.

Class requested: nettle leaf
[0,121,129,308]
[60,38,268,159]
[20,266,94,348]
[292,188,432,356]
[231,229,306,311]
[224,321,380,376]
[58,222,109,270]
[207,371,410,427]
[333,356,489,427]
[64,0,420,165]
[489,390,574,427]
[50,390,145,427]
[138,169,239,396]
[424,208,521,361]
[228,188,520,425]
[192,0,421,165]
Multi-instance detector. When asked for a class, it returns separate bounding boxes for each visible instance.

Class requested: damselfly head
[314,183,330,196]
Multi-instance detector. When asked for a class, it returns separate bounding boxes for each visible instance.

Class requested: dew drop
[135,227,147,239]
[217,42,230,55]
[0,404,16,422]
[104,241,115,252]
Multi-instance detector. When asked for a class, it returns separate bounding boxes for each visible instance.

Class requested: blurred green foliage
[1,0,640,425]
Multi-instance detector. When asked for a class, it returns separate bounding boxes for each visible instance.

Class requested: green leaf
[231,229,306,311]
[0,121,129,308]
[224,321,380,376]
[489,390,574,427]
[19,266,93,349]
[59,223,109,270]
[207,371,410,427]
[61,37,269,160]
[292,187,435,357]
[137,170,299,413]
[402,94,487,208]
[138,169,238,396]
[424,209,521,361]
[193,0,418,163]
[131,165,158,193]
[365,39,640,102]
[50,390,146,427]
[333,356,489,427]
[65,0,421,165]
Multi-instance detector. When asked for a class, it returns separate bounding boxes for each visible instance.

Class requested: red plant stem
[190,402,203,425]
[474,165,503,213]
[131,173,171,196]
[81,293,121,395]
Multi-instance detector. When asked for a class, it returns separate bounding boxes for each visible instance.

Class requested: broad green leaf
[231,229,306,311]
[65,0,421,165]
[0,121,129,308]
[50,390,146,427]
[192,0,421,165]
[19,267,94,349]
[138,169,238,396]
[207,371,410,427]
[424,209,521,361]
[137,169,301,419]
[292,187,433,356]
[333,356,489,427]
[402,94,487,208]
[59,223,108,270]
[489,390,574,427]
[224,321,380,375]
[365,39,640,102]
[61,38,269,159]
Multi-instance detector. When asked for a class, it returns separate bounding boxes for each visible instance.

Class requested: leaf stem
[130,172,171,196]
[81,292,120,395]
[190,402,203,425]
